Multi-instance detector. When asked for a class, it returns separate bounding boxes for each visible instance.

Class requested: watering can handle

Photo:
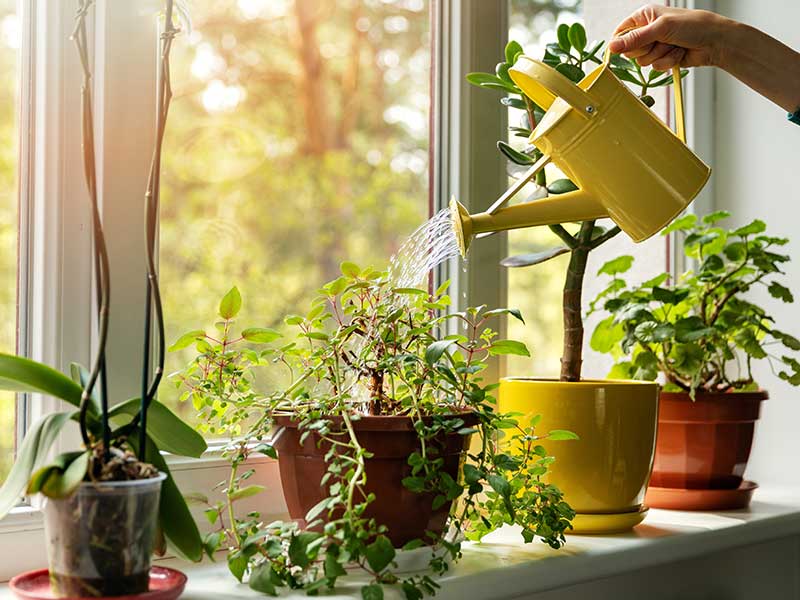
[508,56,599,119]
[604,31,687,144]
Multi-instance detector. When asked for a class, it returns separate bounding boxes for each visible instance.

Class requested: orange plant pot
[646,390,767,510]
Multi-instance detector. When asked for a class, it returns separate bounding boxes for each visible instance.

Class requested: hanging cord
[73,0,111,457]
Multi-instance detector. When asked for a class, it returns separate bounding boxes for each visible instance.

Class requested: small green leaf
[734,220,767,236]
[425,340,456,366]
[340,261,360,277]
[662,213,698,235]
[702,210,731,225]
[769,282,794,303]
[488,340,530,357]
[598,255,634,276]
[674,316,714,343]
[505,40,523,65]
[365,535,395,573]
[568,23,587,52]
[556,23,570,52]
[229,485,266,502]
[362,584,384,600]
[497,141,535,165]
[248,564,277,595]
[548,429,579,441]
[227,551,248,582]
[555,62,584,83]
[483,307,525,324]
[590,316,624,353]
[487,473,511,497]
[241,327,282,343]
[219,286,242,319]
[168,330,205,352]
[546,178,579,194]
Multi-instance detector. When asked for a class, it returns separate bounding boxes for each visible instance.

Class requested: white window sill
[3,487,800,599]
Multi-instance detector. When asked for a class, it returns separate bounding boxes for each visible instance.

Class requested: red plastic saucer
[9,566,187,600]
[645,480,758,511]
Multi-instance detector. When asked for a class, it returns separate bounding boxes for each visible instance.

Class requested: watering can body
[451,53,711,255]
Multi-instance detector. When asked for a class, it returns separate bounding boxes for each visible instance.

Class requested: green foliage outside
[590,212,800,395]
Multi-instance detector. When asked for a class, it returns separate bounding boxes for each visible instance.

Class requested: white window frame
[0,0,710,580]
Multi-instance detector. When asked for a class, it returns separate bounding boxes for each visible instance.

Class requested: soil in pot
[650,390,767,490]
[43,469,166,598]
[273,413,475,548]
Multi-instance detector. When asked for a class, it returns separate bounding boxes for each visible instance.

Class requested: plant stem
[560,221,594,381]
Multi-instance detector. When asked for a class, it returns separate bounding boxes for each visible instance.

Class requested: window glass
[505,0,581,376]
[0,0,19,483]
[160,0,431,430]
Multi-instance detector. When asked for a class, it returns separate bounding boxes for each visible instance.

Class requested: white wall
[713,0,800,487]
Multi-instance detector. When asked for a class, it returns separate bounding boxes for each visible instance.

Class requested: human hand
[608,4,732,70]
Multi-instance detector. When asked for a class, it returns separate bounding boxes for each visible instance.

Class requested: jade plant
[173,267,577,599]
[467,23,686,381]
[0,0,205,589]
[589,211,800,394]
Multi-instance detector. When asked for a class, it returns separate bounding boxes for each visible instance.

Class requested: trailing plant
[174,267,577,599]
[589,211,800,395]
[0,0,205,566]
[466,23,687,382]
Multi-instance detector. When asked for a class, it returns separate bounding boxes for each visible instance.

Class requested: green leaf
[548,429,579,441]
[769,282,794,303]
[229,485,266,502]
[568,23,587,52]
[556,23,570,52]
[37,451,90,499]
[219,286,242,319]
[590,316,624,354]
[288,532,319,568]
[362,584,384,600]
[227,551,248,582]
[662,213,698,235]
[425,340,456,366]
[734,220,766,236]
[702,210,731,225]
[505,40,523,65]
[465,72,517,93]
[340,261,360,277]
[0,411,72,518]
[241,327,282,343]
[674,316,714,343]
[109,399,207,458]
[546,178,578,194]
[483,307,525,324]
[488,340,530,357]
[555,62,584,83]
[0,354,83,408]
[128,431,203,562]
[598,255,634,276]
[168,330,205,352]
[487,473,511,497]
[68,363,101,416]
[324,553,347,579]
[248,564,277,595]
[365,535,396,573]
[497,141,535,165]
[774,330,800,351]
[500,247,569,268]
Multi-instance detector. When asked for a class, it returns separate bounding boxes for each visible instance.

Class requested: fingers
[609,20,667,54]
[651,46,686,71]
[635,42,675,66]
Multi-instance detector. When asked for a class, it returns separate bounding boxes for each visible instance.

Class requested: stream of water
[388,208,461,289]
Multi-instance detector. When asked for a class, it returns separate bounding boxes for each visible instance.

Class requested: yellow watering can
[451,49,711,256]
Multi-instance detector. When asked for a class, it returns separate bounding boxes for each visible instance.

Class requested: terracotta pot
[273,413,474,547]
[650,390,767,490]
[498,379,659,533]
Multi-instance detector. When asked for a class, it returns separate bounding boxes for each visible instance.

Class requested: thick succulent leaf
[109,398,206,458]
[0,354,83,408]
[128,431,203,562]
[500,246,570,268]
[0,411,73,518]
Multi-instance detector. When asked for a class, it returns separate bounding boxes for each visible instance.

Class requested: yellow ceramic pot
[498,378,659,533]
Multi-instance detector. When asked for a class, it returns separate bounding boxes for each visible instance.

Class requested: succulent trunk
[560,228,592,382]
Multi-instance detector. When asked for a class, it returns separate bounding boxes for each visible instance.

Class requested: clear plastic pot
[43,472,166,598]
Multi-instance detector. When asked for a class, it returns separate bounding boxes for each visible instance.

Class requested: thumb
[609,21,665,53]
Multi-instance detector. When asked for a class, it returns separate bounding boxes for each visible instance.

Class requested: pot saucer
[645,480,757,511]
[568,506,649,535]
[10,566,187,600]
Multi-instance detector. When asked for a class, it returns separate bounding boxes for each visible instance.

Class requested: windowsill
[3,487,800,599]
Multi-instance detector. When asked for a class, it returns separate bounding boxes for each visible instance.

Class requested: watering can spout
[450,192,606,257]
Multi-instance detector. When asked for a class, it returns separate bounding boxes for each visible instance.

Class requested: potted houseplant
[172,269,578,599]
[590,211,800,510]
[1,2,205,596]
[465,25,685,531]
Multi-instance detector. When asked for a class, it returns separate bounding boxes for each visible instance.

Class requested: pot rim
[500,377,659,387]
[274,410,478,431]
[73,471,167,492]
[660,389,769,402]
